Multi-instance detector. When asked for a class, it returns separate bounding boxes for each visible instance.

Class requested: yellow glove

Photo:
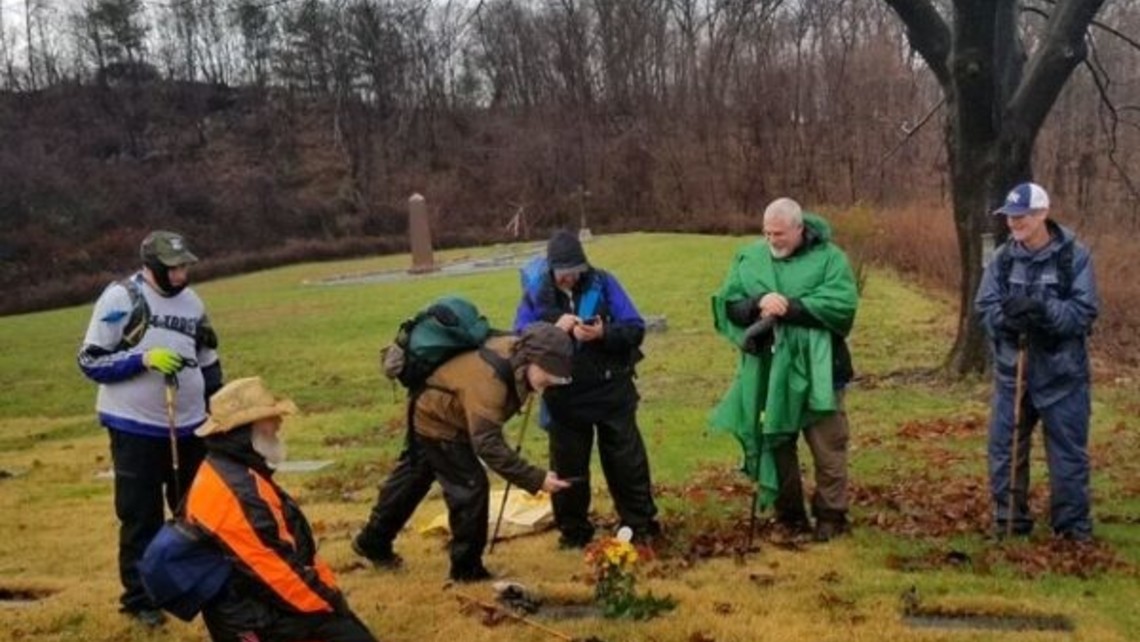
[145,348,184,376]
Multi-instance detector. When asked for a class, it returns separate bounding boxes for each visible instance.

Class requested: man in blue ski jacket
[976,182,1099,541]
[514,230,660,548]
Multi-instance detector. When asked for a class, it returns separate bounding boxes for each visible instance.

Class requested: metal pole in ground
[489,396,534,553]
[1007,338,1027,539]
[744,487,759,554]
[164,374,182,502]
[453,591,578,642]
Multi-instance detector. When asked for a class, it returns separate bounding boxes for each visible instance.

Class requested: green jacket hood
[802,212,832,244]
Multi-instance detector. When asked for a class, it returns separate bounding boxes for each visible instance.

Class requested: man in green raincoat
[711,198,859,541]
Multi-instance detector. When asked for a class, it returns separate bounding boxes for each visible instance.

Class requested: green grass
[1,233,1137,641]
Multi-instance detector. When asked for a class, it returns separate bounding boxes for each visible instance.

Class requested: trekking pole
[744,486,759,554]
[1007,336,1027,539]
[164,373,182,501]
[453,590,577,641]
[489,395,534,554]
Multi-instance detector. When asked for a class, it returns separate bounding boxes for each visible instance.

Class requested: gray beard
[252,432,288,469]
[769,245,792,259]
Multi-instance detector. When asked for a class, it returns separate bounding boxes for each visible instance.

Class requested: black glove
[1001,295,1045,335]
[741,315,777,355]
[1002,295,1044,320]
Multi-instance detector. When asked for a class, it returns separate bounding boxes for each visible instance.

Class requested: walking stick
[1007,337,1027,539]
[164,374,182,502]
[453,590,579,641]
[744,487,759,554]
[489,396,534,554]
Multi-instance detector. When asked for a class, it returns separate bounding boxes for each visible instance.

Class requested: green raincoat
[710,214,858,506]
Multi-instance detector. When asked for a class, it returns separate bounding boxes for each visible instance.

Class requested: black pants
[358,434,489,574]
[108,429,205,612]
[547,406,658,541]
[202,589,377,642]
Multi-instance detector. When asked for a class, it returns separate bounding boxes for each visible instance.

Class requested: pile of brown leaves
[850,473,1001,537]
[896,417,985,440]
[984,538,1134,579]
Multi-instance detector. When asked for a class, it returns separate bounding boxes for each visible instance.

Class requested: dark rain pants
[988,384,1091,538]
[547,403,658,542]
[109,429,205,612]
[358,433,489,575]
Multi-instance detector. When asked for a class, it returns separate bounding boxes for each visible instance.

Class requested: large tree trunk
[944,121,1033,374]
[885,0,1106,376]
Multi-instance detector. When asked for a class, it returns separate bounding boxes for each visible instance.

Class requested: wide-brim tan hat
[195,376,299,437]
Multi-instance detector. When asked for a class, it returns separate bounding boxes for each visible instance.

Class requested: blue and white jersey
[79,273,219,438]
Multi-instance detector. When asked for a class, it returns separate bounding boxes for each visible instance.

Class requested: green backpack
[382,296,504,391]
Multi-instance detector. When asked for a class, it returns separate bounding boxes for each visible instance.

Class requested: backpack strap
[995,241,1075,296]
[116,276,151,351]
[996,244,1014,295]
[1056,241,1074,296]
[478,346,520,408]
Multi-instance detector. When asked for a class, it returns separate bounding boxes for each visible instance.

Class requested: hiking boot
[450,563,493,583]
[627,521,662,547]
[124,608,166,628]
[1054,530,1092,544]
[775,512,813,537]
[813,519,850,543]
[352,535,403,570]
[990,521,1033,541]
[558,529,594,550]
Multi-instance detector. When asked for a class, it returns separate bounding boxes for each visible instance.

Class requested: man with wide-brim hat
[183,377,379,642]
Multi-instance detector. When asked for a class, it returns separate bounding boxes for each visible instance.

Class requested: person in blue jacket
[514,230,660,548]
[976,182,1099,541]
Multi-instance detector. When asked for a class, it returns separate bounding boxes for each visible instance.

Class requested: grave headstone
[408,193,436,274]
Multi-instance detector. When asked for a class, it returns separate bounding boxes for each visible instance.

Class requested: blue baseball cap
[994,182,1050,217]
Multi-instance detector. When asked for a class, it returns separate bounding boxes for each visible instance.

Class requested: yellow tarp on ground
[419,489,554,539]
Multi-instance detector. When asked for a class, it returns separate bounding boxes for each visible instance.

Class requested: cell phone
[561,476,587,484]
[582,316,600,326]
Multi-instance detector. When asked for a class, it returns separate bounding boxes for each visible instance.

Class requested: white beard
[769,245,792,259]
[252,431,288,469]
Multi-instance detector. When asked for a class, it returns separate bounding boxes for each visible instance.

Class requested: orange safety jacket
[185,453,341,614]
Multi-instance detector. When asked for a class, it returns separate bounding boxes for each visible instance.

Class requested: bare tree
[234,0,275,86]
[884,0,1109,374]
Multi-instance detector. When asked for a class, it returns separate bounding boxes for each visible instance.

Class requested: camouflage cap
[140,230,199,267]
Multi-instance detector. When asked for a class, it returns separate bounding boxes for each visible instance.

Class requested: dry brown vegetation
[2,2,1139,340]
[831,203,1140,369]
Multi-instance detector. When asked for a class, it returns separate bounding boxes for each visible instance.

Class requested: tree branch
[878,96,946,165]
[1083,36,1140,204]
[882,0,952,90]
[1032,0,1140,52]
[1007,0,1108,137]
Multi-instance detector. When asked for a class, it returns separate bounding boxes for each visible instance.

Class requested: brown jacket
[413,335,547,493]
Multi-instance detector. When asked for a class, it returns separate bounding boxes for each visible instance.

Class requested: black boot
[812,510,850,542]
[450,562,493,583]
[775,510,813,537]
[352,533,404,569]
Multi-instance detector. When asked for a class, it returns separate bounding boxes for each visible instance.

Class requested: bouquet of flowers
[583,527,675,620]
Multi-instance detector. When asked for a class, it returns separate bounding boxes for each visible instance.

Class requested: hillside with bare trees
[1,0,1137,325]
